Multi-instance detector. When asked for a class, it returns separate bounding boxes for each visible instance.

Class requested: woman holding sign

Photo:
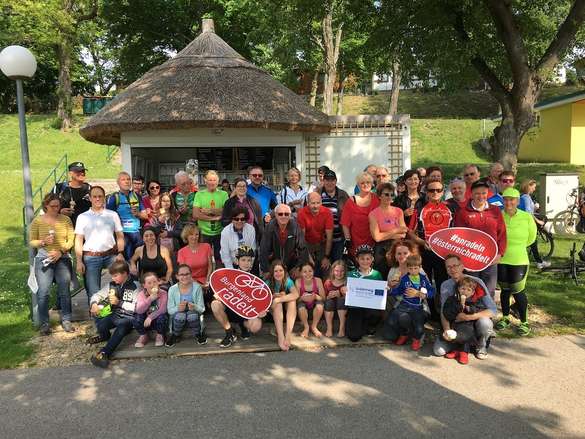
[410,179,455,318]
[265,260,299,351]
[496,188,537,336]
[454,180,507,297]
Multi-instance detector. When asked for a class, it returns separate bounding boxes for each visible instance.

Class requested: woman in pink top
[177,224,213,301]
[369,183,408,278]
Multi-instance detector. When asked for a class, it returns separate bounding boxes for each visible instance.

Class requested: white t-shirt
[75,208,123,252]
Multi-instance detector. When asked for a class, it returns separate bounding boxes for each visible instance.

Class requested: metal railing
[106,145,119,162]
[22,154,68,242]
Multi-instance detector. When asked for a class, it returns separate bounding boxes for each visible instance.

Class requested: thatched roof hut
[80,19,330,145]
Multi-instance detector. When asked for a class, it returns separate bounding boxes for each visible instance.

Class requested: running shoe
[457,351,469,365]
[240,323,251,340]
[496,316,510,330]
[445,350,459,359]
[154,334,164,347]
[394,335,409,345]
[219,330,237,348]
[475,348,488,360]
[518,322,531,336]
[90,351,109,368]
[134,334,148,348]
[411,338,422,351]
[165,334,179,347]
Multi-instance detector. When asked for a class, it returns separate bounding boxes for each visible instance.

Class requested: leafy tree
[425,0,585,168]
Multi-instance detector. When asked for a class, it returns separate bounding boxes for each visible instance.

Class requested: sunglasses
[233,217,246,222]
[380,192,394,197]
[149,185,160,190]
[251,174,263,178]
[501,179,515,183]
[427,188,443,193]
[277,212,291,217]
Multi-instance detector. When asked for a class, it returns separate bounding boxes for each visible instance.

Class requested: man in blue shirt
[247,166,277,223]
[107,171,148,260]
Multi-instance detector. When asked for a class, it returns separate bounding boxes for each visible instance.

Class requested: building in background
[80,19,410,193]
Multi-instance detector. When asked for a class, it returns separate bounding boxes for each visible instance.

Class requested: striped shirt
[321,190,343,241]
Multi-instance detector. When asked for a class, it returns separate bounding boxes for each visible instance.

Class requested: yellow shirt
[29,214,74,253]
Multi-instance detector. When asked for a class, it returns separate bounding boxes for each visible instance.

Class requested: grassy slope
[0,114,119,368]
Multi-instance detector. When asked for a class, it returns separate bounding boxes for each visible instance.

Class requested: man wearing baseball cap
[53,161,91,226]
[320,169,349,263]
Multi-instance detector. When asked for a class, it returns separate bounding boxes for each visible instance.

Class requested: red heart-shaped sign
[210,268,272,319]
[428,227,498,272]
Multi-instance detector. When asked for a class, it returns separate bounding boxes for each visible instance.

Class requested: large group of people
[30,159,543,368]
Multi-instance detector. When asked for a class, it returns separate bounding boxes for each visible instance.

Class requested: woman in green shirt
[497,188,537,336]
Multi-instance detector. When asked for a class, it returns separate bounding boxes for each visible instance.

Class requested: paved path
[2,335,584,438]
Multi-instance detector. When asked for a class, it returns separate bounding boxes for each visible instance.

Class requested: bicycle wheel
[552,209,580,235]
[536,228,554,259]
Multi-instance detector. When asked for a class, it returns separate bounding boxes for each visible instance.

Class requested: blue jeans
[123,231,143,261]
[383,303,426,341]
[35,256,72,325]
[83,254,115,303]
[95,313,134,356]
[133,313,168,335]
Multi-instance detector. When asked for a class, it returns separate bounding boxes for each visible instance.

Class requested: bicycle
[552,188,583,235]
[540,242,585,285]
[533,215,554,261]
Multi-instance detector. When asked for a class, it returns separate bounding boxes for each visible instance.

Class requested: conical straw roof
[80,19,330,145]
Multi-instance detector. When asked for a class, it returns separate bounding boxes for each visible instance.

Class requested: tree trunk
[321,9,342,115]
[336,76,346,115]
[309,67,319,107]
[56,42,73,131]
[389,61,401,115]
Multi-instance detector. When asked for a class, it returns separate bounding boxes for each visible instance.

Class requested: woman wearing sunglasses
[368,182,408,278]
[220,206,257,270]
[143,179,162,223]
[409,179,455,319]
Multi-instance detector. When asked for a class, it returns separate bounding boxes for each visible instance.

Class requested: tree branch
[450,6,510,104]
[536,0,585,75]
[75,0,98,24]
[483,0,530,82]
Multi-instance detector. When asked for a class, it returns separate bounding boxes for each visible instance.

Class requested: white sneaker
[536,261,551,270]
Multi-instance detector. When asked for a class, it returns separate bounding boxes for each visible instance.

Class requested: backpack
[109,190,141,209]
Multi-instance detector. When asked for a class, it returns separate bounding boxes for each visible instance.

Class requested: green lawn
[0,113,119,368]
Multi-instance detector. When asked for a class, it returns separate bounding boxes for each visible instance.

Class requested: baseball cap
[323,169,337,180]
[68,161,87,172]
[502,187,520,198]
[355,244,374,256]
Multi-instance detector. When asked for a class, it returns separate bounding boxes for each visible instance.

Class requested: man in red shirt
[297,192,334,276]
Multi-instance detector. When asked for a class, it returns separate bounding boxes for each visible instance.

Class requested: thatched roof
[80,19,330,145]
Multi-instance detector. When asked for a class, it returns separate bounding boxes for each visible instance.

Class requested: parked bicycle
[552,187,583,235]
[533,214,554,261]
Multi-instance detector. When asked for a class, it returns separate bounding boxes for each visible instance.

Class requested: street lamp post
[0,45,38,325]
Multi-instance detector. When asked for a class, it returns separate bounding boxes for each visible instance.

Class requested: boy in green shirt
[347,244,383,342]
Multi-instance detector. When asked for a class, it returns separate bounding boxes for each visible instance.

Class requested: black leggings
[498,264,529,323]
[529,241,543,263]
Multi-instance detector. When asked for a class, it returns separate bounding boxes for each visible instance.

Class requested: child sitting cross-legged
[384,254,434,351]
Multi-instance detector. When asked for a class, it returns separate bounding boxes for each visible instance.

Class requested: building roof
[535,89,585,111]
[80,19,330,145]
